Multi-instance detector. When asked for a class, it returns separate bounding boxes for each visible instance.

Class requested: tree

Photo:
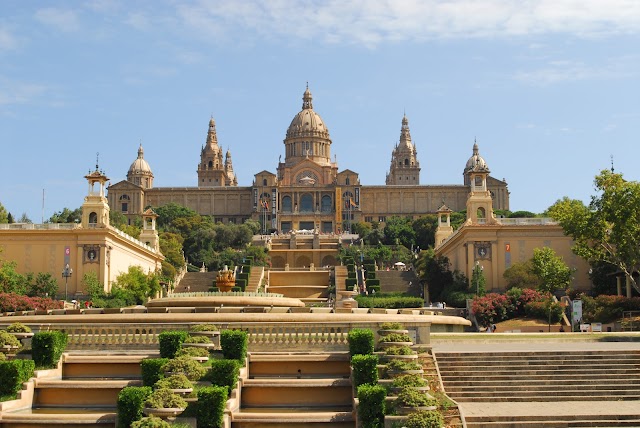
[7,213,14,224]
[113,266,161,305]
[383,216,415,248]
[0,259,28,294]
[412,215,437,251]
[531,247,572,294]
[17,213,32,223]
[154,203,198,229]
[27,272,59,298]
[49,207,82,223]
[353,222,372,240]
[471,263,487,296]
[0,202,8,223]
[548,169,640,293]
[503,260,540,290]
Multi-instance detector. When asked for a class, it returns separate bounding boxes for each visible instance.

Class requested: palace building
[107,86,510,234]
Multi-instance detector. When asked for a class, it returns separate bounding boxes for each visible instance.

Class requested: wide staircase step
[437,349,640,427]
[375,270,421,296]
[246,266,264,293]
[233,352,354,427]
[174,271,217,293]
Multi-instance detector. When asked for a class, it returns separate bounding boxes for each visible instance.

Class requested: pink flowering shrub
[0,293,64,313]
[471,293,510,327]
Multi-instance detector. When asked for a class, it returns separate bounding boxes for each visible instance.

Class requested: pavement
[431,335,640,421]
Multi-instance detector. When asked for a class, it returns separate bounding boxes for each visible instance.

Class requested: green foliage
[82,271,105,300]
[204,359,240,394]
[158,330,189,359]
[154,374,192,390]
[163,356,206,381]
[0,259,28,295]
[6,322,31,333]
[113,266,162,305]
[470,263,487,296]
[531,247,572,293]
[383,216,416,248]
[0,359,35,397]
[380,322,403,330]
[503,260,539,289]
[386,359,422,372]
[27,272,59,298]
[391,374,427,389]
[351,354,379,388]
[548,171,640,294]
[347,328,375,356]
[524,299,564,324]
[411,215,438,252]
[379,333,411,343]
[415,249,455,303]
[48,207,82,223]
[184,335,210,344]
[131,416,171,428]
[117,386,152,428]
[189,324,219,332]
[508,210,537,218]
[396,387,437,407]
[355,295,423,309]
[357,384,386,428]
[144,388,187,409]
[0,202,8,224]
[220,330,248,361]
[385,346,413,355]
[0,330,22,351]
[576,294,640,323]
[175,346,209,358]
[32,331,67,368]
[197,386,228,428]
[141,358,169,386]
[404,410,445,428]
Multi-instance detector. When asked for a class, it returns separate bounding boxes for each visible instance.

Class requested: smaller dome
[128,144,153,175]
[465,142,489,172]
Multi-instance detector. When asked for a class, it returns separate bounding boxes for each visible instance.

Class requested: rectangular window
[121,203,128,213]
[228,218,236,224]
[378,216,386,222]
[365,216,373,223]
[215,217,223,223]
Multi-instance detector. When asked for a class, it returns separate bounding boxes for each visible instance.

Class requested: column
[627,276,633,298]
[617,276,622,296]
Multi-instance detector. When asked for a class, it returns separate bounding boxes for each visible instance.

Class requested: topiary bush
[163,356,206,381]
[357,384,386,428]
[117,386,152,428]
[355,295,423,309]
[141,358,169,387]
[144,388,187,409]
[204,359,240,395]
[379,333,411,343]
[0,331,22,352]
[32,331,67,368]
[380,322,403,330]
[175,347,209,358]
[347,328,375,356]
[131,415,171,428]
[386,359,422,372]
[184,335,211,344]
[0,359,35,398]
[404,410,445,428]
[385,346,414,355]
[6,323,31,333]
[189,324,219,332]
[220,330,248,361]
[395,387,437,408]
[154,374,193,391]
[158,330,188,359]
[391,374,427,389]
[351,354,379,388]
[197,385,228,428]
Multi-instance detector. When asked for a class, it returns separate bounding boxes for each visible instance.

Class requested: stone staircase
[232,352,354,427]
[174,271,216,293]
[246,266,264,293]
[375,270,421,296]
[436,350,640,427]
[334,266,348,293]
[1,353,148,428]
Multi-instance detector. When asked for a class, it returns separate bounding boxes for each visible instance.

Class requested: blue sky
[1,1,639,222]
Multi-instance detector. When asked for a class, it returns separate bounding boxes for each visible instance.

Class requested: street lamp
[475,261,483,296]
[62,264,73,301]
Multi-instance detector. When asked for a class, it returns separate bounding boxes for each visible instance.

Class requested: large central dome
[286,87,330,139]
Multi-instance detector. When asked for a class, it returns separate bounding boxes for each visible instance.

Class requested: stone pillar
[617,276,622,296]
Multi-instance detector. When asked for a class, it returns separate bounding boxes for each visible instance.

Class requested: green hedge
[351,354,378,389]
[117,386,152,428]
[347,263,355,272]
[158,330,188,359]
[355,295,423,309]
[197,386,228,428]
[365,271,376,280]
[241,264,252,273]
[231,286,242,292]
[0,359,35,397]
[234,279,247,291]
[367,285,381,294]
[347,329,375,356]
[236,272,249,283]
[357,384,386,428]
[205,359,240,394]
[345,278,358,289]
[32,331,67,368]
[347,271,356,279]
[209,287,219,292]
[366,278,380,287]
[220,330,248,362]
[141,358,169,386]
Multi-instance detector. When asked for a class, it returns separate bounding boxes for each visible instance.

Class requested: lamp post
[475,261,483,296]
[62,263,73,302]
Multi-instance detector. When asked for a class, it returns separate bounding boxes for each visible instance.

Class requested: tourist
[486,324,493,333]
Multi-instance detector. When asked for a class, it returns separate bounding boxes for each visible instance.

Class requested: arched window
[404,158,409,166]
[282,196,292,212]
[477,207,486,219]
[89,212,98,224]
[345,177,350,185]
[208,160,213,168]
[321,195,332,212]
[119,195,130,213]
[300,194,313,212]
[263,178,267,186]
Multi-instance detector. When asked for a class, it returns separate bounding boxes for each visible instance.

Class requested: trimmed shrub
[189,324,219,332]
[175,347,209,358]
[163,356,206,381]
[351,354,378,388]
[379,333,411,343]
[380,322,403,330]
[144,388,187,409]
[234,279,247,291]
[131,416,171,428]
[345,278,358,289]
[197,386,228,428]
[0,359,35,397]
[404,410,445,428]
[154,374,192,391]
[158,330,188,359]
[6,323,31,333]
[357,384,386,428]
[204,359,240,394]
[141,358,169,386]
[368,285,381,294]
[348,328,375,356]
[0,330,22,351]
[347,271,357,279]
[385,346,413,355]
[220,330,248,361]
[524,300,564,324]
[366,278,380,287]
[391,374,427,389]
[396,386,437,408]
[32,331,67,368]
[184,335,210,344]
[471,293,510,327]
[355,295,423,309]
[231,286,242,292]
[117,386,152,428]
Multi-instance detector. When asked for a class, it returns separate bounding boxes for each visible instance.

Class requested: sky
[1,0,639,223]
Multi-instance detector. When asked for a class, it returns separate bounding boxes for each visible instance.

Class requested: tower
[386,114,420,185]
[198,118,235,187]
[224,149,237,186]
[434,204,454,248]
[464,142,496,225]
[82,159,110,228]
[139,208,160,253]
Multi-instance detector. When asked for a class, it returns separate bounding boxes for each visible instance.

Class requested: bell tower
[464,142,496,225]
[386,114,420,185]
[139,208,160,252]
[434,204,454,248]
[82,156,110,228]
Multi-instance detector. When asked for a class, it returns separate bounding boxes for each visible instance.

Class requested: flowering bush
[0,293,63,312]
[471,293,509,327]
[580,294,640,323]
[524,300,565,324]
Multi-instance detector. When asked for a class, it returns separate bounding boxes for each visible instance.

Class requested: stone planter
[378,341,413,350]
[389,386,430,395]
[387,369,424,378]
[143,407,185,420]
[169,388,193,396]
[396,405,437,415]
[9,332,34,341]
[190,356,209,363]
[183,342,216,350]
[377,329,409,336]
[381,353,418,363]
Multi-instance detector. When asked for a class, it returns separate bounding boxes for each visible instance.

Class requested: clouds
[514,56,638,85]
[34,8,81,33]
[0,26,18,51]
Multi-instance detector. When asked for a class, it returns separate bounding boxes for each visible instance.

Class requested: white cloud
[514,56,638,85]
[0,77,48,106]
[35,8,80,33]
[169,0,640,47]
[0,26,17,51]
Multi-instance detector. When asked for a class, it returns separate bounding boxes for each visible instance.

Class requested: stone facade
[107,86,510,233]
